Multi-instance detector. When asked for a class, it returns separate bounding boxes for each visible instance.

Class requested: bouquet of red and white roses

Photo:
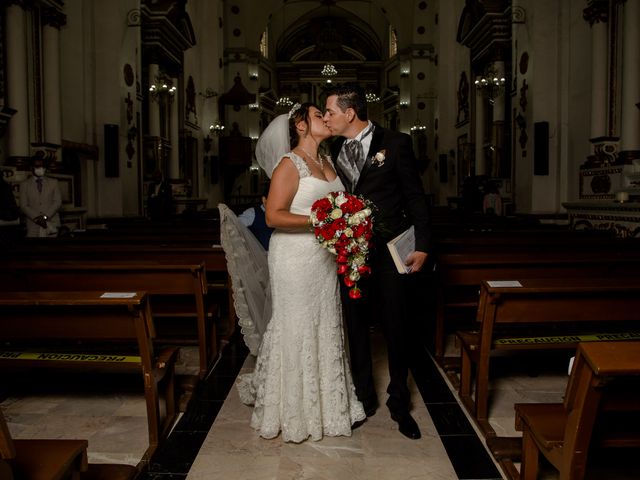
[310,191,375,299]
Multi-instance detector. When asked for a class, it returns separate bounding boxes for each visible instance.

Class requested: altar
[563,201,640,238]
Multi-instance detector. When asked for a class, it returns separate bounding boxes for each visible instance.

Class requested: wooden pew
[0,291,178,464]
[456,278,640,438]
[0,261,217,379]
[432,228,619,255]
[514,341,640,480]
[0,242,236,341]
[2,409,136,480]
[1,408,88,480]
[434,250,640,363]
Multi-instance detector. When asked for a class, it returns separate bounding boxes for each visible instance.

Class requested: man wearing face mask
[19,154,62,237]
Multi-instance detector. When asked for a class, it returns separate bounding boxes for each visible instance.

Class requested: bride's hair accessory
[288,103,302,119]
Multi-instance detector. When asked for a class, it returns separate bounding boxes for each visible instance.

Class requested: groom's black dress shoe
[390,411,421,440]
[362,399,378,417]
[351,419,366,430]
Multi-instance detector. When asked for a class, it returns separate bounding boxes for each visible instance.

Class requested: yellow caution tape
[0,351,141,363]
[495,332,640,346]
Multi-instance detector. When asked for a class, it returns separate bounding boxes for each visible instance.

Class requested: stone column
[619,0,640,162]
[169,77,180,179]
[491,61,506,178]
[148,64,161,138]
[585,4,608,139]
[475,84,486,175]
[583,0,617,164]
[5,3,30,161]
[41,9,66,149]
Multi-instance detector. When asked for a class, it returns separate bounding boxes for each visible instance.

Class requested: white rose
[349,271,361,281]
[353,255,365,266]
[347,215,358,225]
[335,194,348,206]
[344,227,354,237]
[330,208,343,219]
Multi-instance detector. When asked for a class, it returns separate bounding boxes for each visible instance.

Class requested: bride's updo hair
[288,102,321,148]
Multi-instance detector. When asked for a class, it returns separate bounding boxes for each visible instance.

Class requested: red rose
[343,277,355,287]
[334,218,347,230]
[321,228,334,241]
[357,265,371,275]
[313,198,332,211]
[351,198,364,210]
[348,287,362,299]
[337,264,349,275]
[352,224,365,237]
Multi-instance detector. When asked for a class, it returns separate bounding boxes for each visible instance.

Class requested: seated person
[147,169,173,220]
[0,175,20,222]
[483,185,502,216]
[0,174,21,247]
[19,154,62,237]
[238,186,274,251]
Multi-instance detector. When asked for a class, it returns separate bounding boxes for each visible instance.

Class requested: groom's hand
[405,251,428,273]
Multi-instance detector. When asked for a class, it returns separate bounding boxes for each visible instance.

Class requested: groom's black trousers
[341,245,425,414]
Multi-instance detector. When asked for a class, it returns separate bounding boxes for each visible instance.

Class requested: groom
[323,84,431,440]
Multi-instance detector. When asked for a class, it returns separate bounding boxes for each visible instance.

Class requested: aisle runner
[186,346,459,479]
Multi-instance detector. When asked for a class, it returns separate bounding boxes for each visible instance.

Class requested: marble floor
[2,330,635,479]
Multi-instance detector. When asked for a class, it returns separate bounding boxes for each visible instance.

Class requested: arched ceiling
[276,7,382,62]
[268,1,388,64]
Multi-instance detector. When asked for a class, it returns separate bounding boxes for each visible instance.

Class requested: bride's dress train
[236,152,365,442]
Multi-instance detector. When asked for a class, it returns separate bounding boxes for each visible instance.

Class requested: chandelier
[276,96,294,108]
[365,92,380,103]
[149,75,177,101]
[209,121,225,135]
[410,118,427,134]
[474,67,506,100]
[321,64,337,83]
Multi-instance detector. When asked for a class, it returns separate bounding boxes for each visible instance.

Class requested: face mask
[34,167,45,177]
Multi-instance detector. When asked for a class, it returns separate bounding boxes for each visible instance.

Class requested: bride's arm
[265,157,310,230]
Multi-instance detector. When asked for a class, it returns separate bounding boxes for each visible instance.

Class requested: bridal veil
[218,204,271,355]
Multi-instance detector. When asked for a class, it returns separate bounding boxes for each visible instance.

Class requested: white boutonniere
[372,149,386,167]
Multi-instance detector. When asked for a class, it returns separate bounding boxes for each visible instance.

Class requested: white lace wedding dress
[237,152,365,443]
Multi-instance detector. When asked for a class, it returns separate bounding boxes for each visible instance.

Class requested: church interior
[1,0,640,479]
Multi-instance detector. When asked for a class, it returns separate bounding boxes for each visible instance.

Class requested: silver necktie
[344,124,374,171]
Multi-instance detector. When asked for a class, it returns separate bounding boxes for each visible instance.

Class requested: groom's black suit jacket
[330,123,431,254]
[331,123,431,411]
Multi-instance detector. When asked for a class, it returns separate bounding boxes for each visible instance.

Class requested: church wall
[529,0,562,213]
[59,0,141,217]
[566,0,592,203]
[59,0,99,217]
[514,0,592,214]
[184,0,225,209]
[221,1,259,201]
[433,0,469,206]
[59,0,91,144]
[94,0,139,217]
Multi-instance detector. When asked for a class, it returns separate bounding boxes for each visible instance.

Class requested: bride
[237,102,365,442]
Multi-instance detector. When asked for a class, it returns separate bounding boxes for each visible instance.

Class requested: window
[389,27,398,58]
[259,29,268,58]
